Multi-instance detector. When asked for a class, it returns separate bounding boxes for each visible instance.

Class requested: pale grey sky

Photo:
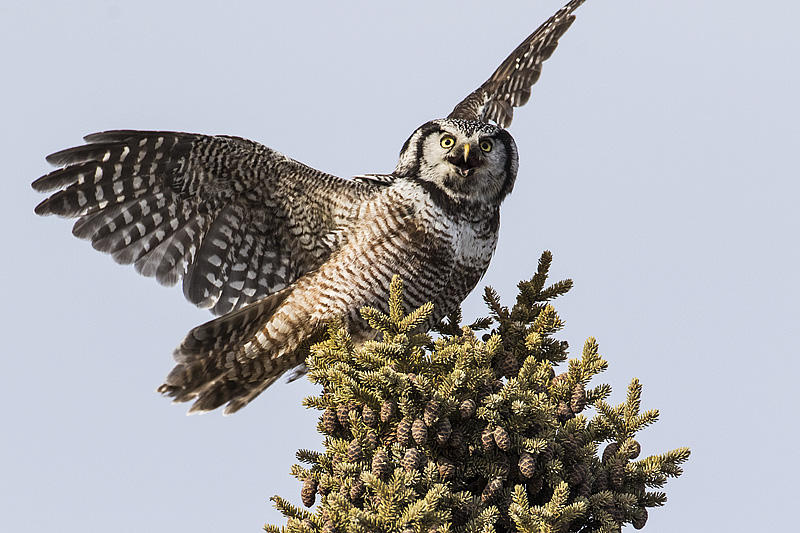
[2,1,798,532]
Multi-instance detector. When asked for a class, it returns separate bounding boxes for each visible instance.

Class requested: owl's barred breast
[246,178,499,356]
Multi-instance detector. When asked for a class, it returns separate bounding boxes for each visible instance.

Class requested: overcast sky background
[1,1,798,531]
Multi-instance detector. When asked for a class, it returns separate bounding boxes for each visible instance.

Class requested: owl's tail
[157,287,320,414]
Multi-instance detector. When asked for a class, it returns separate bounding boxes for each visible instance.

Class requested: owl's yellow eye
[480,140,493,152]
[440,135,455,149]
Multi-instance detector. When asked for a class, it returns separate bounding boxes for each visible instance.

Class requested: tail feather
[157,287,306,412]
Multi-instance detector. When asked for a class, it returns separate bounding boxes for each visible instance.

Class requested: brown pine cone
[557,402,573,421]
[371,448,390,477]
[412,418,428,445]
[347,439,363,462]
[570,384,587,413]
[518,452,536,478]
[380,400,395,423]
[396,417,412,446]
[593,470,609,492]
[301,477,317,508]
[349,478,365,502]
[435,417,452,445]
[568,463,588,485]
[321,408,338,434]
[402,448,422,471]
[459,399,477,419]
[481,478,503,503]
[627,439,641,460]
[632,508,648,530]
[437,457,455,480]
[423,400,442,426]
[494,426,512,451]
[481,427,495,451]
[551,372,569,388]
[448,427,464,450]
[364,428,378,449]
[336,404,350,427]
[609,461,625,488]
[362,405,377,427]
[602,443,620,464]
[499,352,519,378]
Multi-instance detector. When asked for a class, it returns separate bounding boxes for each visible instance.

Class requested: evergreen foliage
[266,252,689,532]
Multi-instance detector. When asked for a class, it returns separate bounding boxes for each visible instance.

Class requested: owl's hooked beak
[447,142,482,177]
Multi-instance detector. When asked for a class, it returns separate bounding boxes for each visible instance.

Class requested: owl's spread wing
[448,0,586,128]
[352,173,397,186]
[33,130,377,315]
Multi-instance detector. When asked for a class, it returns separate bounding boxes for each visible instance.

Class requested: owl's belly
[434,217,498,317]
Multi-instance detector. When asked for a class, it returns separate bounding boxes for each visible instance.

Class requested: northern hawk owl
[32,0,588,414]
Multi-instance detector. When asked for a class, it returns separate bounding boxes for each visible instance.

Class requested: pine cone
[396,417,412,446]
[362,405,377,427]
[435,417,452,445]
[365,428,378,449]
[518,452,536,478]
[568,462,588,485]
[562,434,580,454]
[301,477,317,508]
[627,439,641,460]
[402,448,422,471]
[321,408,338,434]
[552,372,569,388]
[412,418,428,445]
[602,443,620,464]
[336,404,350,427]
[481,427,495,451]
[557,402,573,421]
[423,400,442,426]
[632,508,648,530]
[371,448,390,477]
[499,352,519,378]
[448,427,464,450]
[349,478,365,502]
[593,470,609,492]
[459,399,477,419]
[570,384,586,413]
[481,478,503,503]
[347,439,363,462]
[609,461,625,488]
[437,457,455,480]
[380,400,395,423]
[494,426,512,451]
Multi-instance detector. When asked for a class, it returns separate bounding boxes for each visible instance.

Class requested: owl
[32,0,587,414]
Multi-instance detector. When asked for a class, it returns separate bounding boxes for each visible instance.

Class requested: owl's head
[395,118,518,207]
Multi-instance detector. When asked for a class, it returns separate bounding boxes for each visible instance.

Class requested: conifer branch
[267,252,689,532]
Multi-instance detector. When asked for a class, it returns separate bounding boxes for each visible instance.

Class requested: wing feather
[33,130,378,314]
[448,0,587,128]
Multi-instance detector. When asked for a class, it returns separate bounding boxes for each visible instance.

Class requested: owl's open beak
[448,142,482,177]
